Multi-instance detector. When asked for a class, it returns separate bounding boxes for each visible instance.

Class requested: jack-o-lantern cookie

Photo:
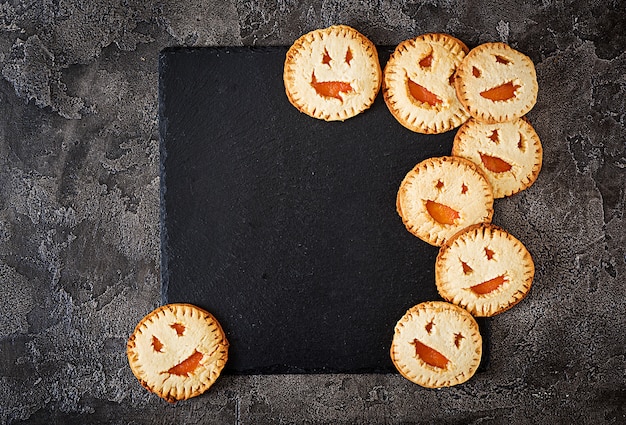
[455,42,538,124]
[452,117,543,198]
[396,156,494,246]
[435,224,534,317]
[283,25,382,121]
[383,33,470,134]
[127,303,229,403]
[391,301,482,388]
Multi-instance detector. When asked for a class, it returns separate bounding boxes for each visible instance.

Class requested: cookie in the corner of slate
[390,301,482,388]
[435,223,535,317]
[127,303,229,403]
[452,116,543,198]
[383,32,470,134]
[283,25,381,121]
[396,156,494,246]
[454,42,538,124]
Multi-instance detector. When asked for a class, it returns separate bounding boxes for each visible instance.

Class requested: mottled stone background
[0,1,624,423]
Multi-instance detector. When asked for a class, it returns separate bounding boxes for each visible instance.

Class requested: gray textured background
[1,1,624,423]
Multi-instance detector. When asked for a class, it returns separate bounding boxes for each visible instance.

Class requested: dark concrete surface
[0,1,624,423]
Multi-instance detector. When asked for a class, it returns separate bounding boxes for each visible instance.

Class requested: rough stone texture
[0,0,624,423]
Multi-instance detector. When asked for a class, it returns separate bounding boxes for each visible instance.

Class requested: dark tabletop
[1,1,624,424]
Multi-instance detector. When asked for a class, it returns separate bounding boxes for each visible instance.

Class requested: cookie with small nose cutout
[283,25,381,121]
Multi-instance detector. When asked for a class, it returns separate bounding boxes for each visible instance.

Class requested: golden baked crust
[391,301,482,388]
[283,25,381,121]
[452,117,543,198]
[454,42,538,124]
[383,33,470,133]
[435,223,535,317]
[396,156,494,246]
[127,303,229,403]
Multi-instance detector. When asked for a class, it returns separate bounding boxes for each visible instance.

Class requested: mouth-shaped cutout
[480,81,520,102]
[479,153,513,173]
[412,339,449,369]
[167,350,204,377]
[426,200,460,225]
[408,79,442,107]
[311,72,353,101]
[470,274,507,295]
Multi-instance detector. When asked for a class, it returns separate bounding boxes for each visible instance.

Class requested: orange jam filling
[167,350,204,377]
[480,82,520,101]
[412,339,449,369]
[311,73,352,101]
[151,336,163,353]
[170,323,185,336]
[419,54,433,68]
[471,275,507,295]
[426,200,460,225]
[408,79,442,106]
[480,153,512,173]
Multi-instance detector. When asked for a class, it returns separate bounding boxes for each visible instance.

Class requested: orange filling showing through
[311,73,353,101]
[151,336,163,353]
[167,350,204,377]
[419,54,433,68]
[471,274,507,295]
[480,82,520,101]
[480,153,512,173]
[408,79,442,106]
[426,200,460,225]
[412,339,449,369]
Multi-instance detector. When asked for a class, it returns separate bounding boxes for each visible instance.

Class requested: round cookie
[454,42,538,124]
[435,223,534,317]
[127,303,229,403]
[396,156,494,246]
[283,25,381,121]
[391,301,482,388]
[383,33,470,134]
[452,117,543,198]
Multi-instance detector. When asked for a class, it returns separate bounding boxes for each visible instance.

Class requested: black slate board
[159,46,489,374]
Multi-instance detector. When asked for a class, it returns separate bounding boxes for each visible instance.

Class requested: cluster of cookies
[285,26,541,388]
[126,26,542,403]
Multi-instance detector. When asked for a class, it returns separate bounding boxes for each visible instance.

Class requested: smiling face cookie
[455,42,538,123]
[396,156,494,246]
[391,301,482,388]
[435,224,534,317]
[383,33,470,134]
[283,25,381,121]
[452,117,543,198]
[127,303,229,403]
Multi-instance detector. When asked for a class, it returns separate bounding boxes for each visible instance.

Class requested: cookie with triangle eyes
[383,33,471,134]
[452,117,543,198]
[283,25,382,121]
[454,42,538,124]
[390,301,483,388]
[435,223,535,317]
[396,156,494,246]
[127,303,229,403]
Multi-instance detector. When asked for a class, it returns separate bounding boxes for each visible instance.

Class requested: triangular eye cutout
[345,47,353,65]
[419,51,434,68]
[518,132,526,152]
[495,55,511,64]
[322,48,332,65]
[488,129,499,144]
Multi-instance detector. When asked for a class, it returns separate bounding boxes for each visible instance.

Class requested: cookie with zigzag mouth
[284,25,381,121]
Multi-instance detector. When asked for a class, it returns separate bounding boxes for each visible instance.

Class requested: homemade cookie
[383,33,470,133]
[435,223,534,317]
[391,301,482,388]
[127,303,229,403]
[452,117,543,198]
[284,25,381,121]
[454,42,538,123]
[396,156,494,246]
